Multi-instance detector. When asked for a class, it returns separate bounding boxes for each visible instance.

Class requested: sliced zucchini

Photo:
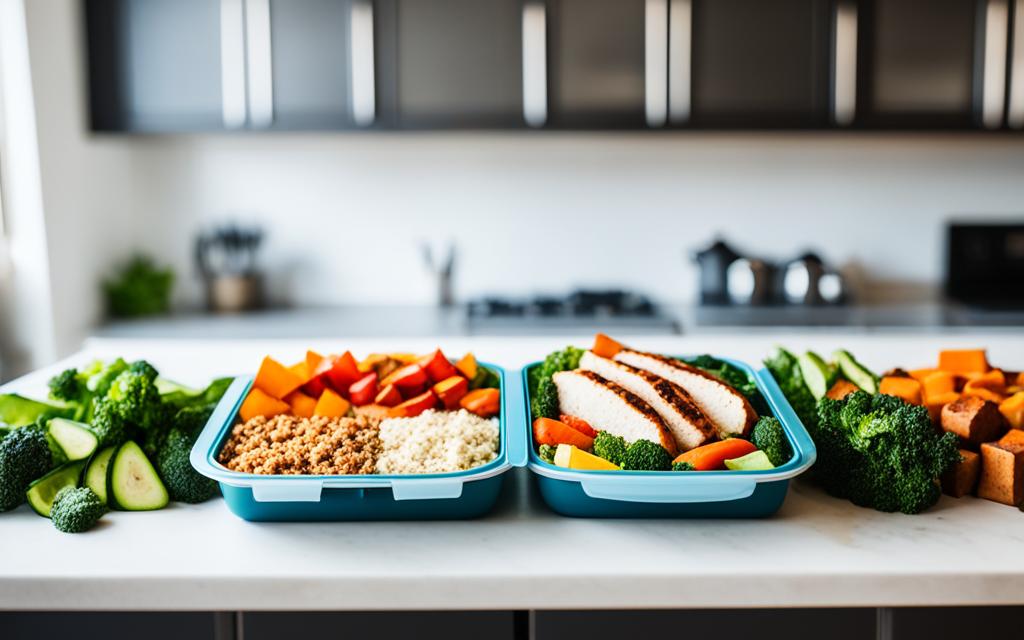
[84,446,116,504]
[48,418,99,461]
[106,441,168,511]
[798,351,834,400]
[833,349,879,394]
[26,460,87,517]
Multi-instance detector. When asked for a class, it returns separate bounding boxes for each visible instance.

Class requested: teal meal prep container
[190,363,528,521]
[523,357,816,518]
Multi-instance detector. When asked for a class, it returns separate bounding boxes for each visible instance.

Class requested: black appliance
[946,222,1024,308]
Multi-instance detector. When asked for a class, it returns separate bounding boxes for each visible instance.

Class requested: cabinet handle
[1011,0,1024,128]
[220,0,247,129]
[245,0,274,128]
[667,0,691,124]
[982,0,1010,129]
[832,1,857,126]
[350,0,376,127]
[522,1,547,128]
[645,0,668,127]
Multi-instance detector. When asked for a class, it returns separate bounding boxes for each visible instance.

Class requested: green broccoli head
[85,358,129,397]
[51,486,106,533]
[671,461,695,471]
[814,391,961,514]
[0,427,53,511]
[622,439,672,471]
[89,397,130,448]
[764,347,818,431]
[538,444,557,464]
[593,431,628,467]
[529,347,584,420]
[750,416,793,467]
[47,368,86,405]
[535,377,560,420]
[156,428,217,504]
[106,365,165,431]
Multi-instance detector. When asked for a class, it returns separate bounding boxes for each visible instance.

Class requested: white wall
[128,132,1024,309]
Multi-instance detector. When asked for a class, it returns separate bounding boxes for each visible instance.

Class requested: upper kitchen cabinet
[855,0,1012,129]
[374,0,524,128]
[85,0,228,131]
[543,0,651,128]
[682,0,832,128]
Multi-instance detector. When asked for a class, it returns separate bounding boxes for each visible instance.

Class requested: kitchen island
[2,333,1023,613]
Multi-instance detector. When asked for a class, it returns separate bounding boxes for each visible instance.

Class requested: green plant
[103,255,174,318]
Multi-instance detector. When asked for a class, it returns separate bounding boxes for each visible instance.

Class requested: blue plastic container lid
[190,362,529,504]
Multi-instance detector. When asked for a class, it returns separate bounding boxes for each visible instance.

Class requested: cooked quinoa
[376,409,500,474]
[219,414,382,475]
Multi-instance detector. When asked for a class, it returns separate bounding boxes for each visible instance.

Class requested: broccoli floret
[538,444,557,464]
[750,416,793,467]
[48,369,85,405]
[106,363,164,431]
[535,377,560,420]
[671,461,695,471]
[89,397,130,448]
[85,358,129,397]
[156,427,217,504]
[50,486,106,533]
[0,427,53,510]
[812,391,960,514]
[593,431,627,467]
[622,439,672,471]
[764,347,818,430]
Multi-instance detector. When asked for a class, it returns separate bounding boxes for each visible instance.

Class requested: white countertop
[2,332,1023,611]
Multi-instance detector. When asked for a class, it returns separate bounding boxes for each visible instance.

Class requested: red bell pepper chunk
[348,372,378,407]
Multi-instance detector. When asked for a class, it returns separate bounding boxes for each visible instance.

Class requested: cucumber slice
[48,418,99,461]
[724,450,775,471]
[25,460,87,517]
[84,446,116,504]
[798,351,834,400]
[833,350,879,394]
[107,441,168,511]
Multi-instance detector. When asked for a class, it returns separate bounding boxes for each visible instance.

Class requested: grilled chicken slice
[579,351,714,451]
[614,349,758,438]
[552,369,677,456]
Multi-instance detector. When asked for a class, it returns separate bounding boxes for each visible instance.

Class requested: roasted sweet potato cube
[977,437,1024,506]
[941,396,1008,448]
[826,379,860,401]
[998,392,1024,430]
[940,449,980,498]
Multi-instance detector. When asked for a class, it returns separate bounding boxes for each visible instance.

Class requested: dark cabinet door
[376,0,524,128]
[86,0,230,132]
[856,0,1002,128]
[686,0,832,128]
[546,0,650,128]
[260,0,361,130]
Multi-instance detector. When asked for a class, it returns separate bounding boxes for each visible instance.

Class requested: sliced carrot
[938,349,989,374]
[460,388,501,418]
[673,439,758,471]
[533,417,594,450]
[592,333,624,359]
[879,376,923,405]
[313,388,351,418]
[559,414,598,439]
[826,380,860,401]
[254,356,306,399]
[239,388,290,422]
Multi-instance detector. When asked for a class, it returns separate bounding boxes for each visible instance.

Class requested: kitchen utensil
[693,239,741,304]
[195,224,265,313]
[781,252,825,305]
[726,258,775,305]
[421,239,456,307]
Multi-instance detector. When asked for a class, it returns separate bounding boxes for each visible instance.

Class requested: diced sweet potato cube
[941,395,1008,448]
[925,391,960,423]
[254,356,307,399]
[826,379,860,401]
[908,368,937,382]
[965,369,1005,390]
[879,376,923,405]
[592,333,624,359]
[998,428,1024,448]
[921,371,956,398]
[977,437,1024,506]
[999,392,1024,430]
[938,349,989,374]
[239,388,290,422]
[313,388,351,418]
[285,391,317,418]
[962,386,1007,404]
[454,353,477,380]
[941,449,980,498]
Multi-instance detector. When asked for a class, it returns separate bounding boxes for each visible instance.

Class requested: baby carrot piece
[533,417,595,450]
[673,439,759,471]
[559,414,598,438]
[592,333,624,359]
[460,388,501,418]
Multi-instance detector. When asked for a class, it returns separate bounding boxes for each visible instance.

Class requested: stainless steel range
[465,289,680,336]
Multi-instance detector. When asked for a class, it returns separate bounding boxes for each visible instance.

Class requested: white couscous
[376,409,500,474]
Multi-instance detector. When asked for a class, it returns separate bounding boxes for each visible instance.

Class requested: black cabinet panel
[547,0,648,127]
[859,0,982,126]
[267,0,355,129]
[690,0,831,127]
[0,612,216,640]
[242,611,516,640]
[86,0,225,132]
[383,0,524,128]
